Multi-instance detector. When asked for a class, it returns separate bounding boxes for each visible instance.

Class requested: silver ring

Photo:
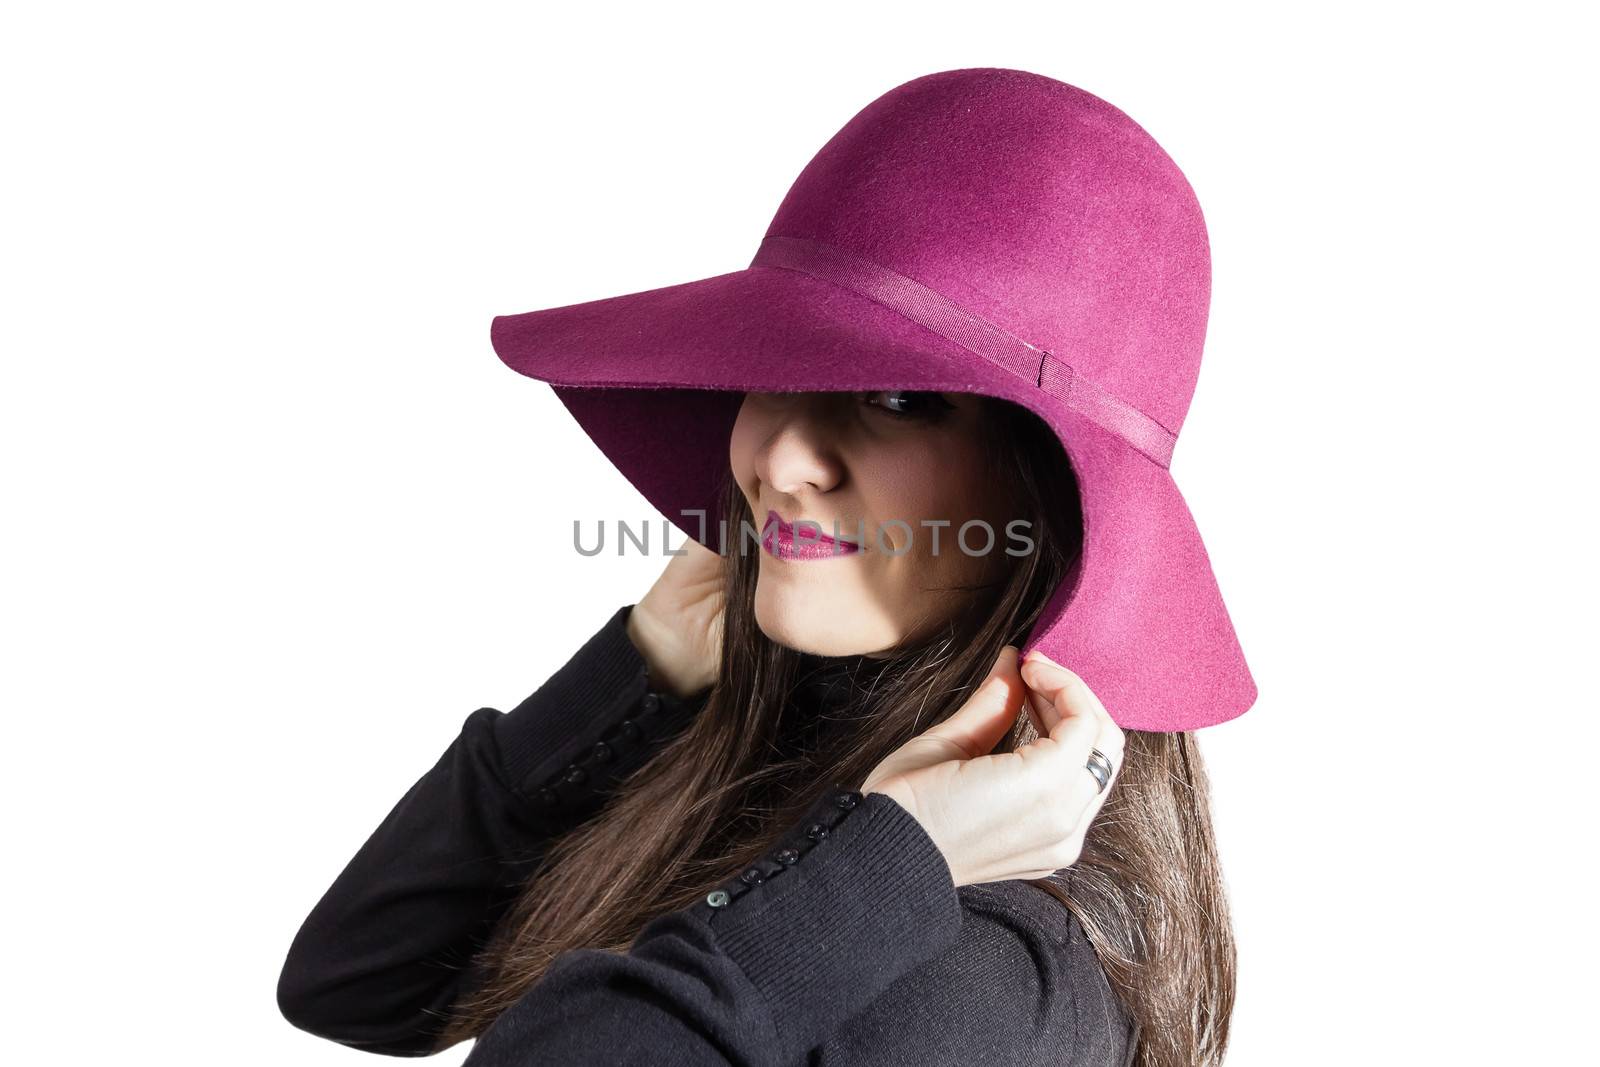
[1084,748,1113,793]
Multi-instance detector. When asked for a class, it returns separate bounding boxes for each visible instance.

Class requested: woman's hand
[625,537,726,701]
[860,647,1125,888]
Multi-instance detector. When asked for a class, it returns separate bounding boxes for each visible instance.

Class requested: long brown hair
[433,395,1236,1065]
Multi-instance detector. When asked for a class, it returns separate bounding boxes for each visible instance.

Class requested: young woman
[278,67,1256,1066]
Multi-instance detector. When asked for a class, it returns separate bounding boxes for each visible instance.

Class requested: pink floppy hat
[489,67,1257,733]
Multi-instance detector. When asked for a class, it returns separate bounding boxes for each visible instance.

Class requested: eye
[860,390,957,422]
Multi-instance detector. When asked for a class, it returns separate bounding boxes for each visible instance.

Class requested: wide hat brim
[490,262,1257,732]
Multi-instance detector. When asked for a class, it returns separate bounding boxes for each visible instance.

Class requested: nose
[756,396,845,497]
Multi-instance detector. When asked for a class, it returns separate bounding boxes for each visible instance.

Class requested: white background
[4,3,1594,1063]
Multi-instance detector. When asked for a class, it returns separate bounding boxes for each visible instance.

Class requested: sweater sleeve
[276,604,709,1057]
[810,880,1138,1066]
[459,785,967,1067]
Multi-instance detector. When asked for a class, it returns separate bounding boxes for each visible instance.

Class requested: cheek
[727,410,763,498]
[860,438,996,556]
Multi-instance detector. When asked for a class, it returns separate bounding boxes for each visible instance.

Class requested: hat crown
[764,68,1210,438]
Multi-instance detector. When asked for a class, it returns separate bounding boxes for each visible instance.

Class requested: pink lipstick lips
[762,508,862,561]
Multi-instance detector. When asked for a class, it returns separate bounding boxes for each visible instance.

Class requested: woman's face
[729,389,1013,657]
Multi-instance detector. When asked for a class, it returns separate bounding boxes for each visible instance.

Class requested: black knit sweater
[276,605,1136,1065]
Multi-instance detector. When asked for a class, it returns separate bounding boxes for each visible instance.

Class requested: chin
[752,584,895,657]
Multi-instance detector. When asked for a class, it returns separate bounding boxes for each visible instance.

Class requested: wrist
[626,604,710,701]
[860,779,961,886]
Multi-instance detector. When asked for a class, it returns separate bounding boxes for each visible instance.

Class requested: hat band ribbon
[749,234,1178,468]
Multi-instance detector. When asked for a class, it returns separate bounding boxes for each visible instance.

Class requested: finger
[1015,655,1047,737]
[922,645,1026,759]
[1018,655,1102,771]
[1023,691,1045,738]
[1014,655,1122,847]
[1022,651,1123,762]
[1021,661,1126,852]
[1069,685,1124,774]
[1023,650,1112,722]
[1019,649,1060,733]
[1024,685,1058,738]
[1083,688,1126,771]
[1034,722,1122,855]
[1060,723,1123,844]
[1019,655,1097,738]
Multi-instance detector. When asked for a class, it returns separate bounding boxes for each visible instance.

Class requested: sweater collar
[789,647,897,715]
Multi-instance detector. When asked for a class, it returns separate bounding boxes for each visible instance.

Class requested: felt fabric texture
[488,67,1256,732]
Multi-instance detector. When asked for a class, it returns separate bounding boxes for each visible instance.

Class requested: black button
[774,848,799,865]
[833,792,860,810]
[535,787,559,807]
[804,823,827,842]
[642,693,661,714]
[739,867,765,885]
[616,719,640,742]
[591,741,613,763]
[706,890,730,907]
[564,765,588,787]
